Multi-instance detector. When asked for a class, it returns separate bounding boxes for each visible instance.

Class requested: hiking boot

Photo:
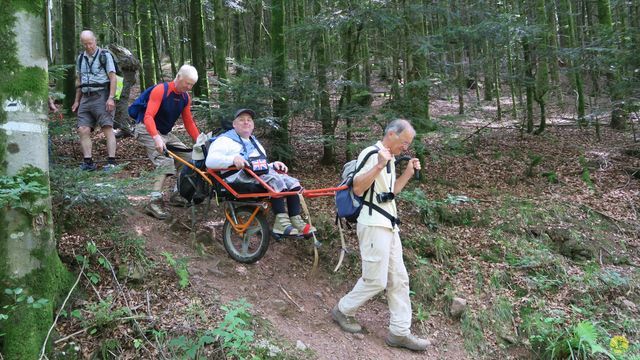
[385,333,430,351]
[144,201,170,220]
[331,304,362,333]
[272,213,299,236]
[169,192,191,207]
[290,215,316,235]
[80,162,97,171]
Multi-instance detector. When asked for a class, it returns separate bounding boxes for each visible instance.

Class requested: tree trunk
[212,0,227,79]
[0,5,72,359]
[133,0,145,88]
[560,0,585,123]
[81,0,92,30]
[190,0,210,97]
[522,38,534,134]
[271,0,291,162]
[313,0,334,165]
[153,0,177,77]
[139,0,156,89]
[62,0,76,113]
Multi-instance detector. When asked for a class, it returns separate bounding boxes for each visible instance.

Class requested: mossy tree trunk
[0,3,72,359]
[190,0,210,98]
[212,0,227,79]
[139,0,156,89]
[271,0,292,162]
[313,0,334,165]
[81,0,92,30]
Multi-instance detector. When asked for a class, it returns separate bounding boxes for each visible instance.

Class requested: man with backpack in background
[72,30,118,171]
[331,119,430,352]
[132,65,203,220]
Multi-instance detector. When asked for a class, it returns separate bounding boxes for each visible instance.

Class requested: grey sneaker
[331,304,362,333]
[103,163,117,172]
[144,201,170,220]
[385,333,430,351]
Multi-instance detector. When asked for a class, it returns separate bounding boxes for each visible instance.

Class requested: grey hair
[384,119,414,136]
[175,64,198,82]
[79,30,96,41]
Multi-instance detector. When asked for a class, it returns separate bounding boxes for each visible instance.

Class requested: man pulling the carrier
[133,65,202,220]
[331,119,430,351]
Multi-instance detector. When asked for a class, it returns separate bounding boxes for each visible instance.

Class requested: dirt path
[129,208,471,360]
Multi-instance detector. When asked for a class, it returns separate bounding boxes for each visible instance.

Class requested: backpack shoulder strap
[355,147,380,174]
[76,52,84,72]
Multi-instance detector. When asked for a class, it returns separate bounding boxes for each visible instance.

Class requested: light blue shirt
[77,47,115,93]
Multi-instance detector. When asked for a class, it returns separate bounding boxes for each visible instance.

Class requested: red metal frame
[206,167,347,199]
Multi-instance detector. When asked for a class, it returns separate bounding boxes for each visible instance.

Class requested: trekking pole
[333,219,347,272]
[298,194,319,273]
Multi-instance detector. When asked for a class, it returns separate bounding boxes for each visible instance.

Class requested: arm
[352,147,392,197]
[71,73,82,112]
[393,158,420,194]
[205,137,246,169]
[105,72,116,112]
[142,85,165,152]
[181,97,200,141]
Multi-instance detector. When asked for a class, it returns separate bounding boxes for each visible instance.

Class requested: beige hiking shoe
[145,201,170,220]
[290,215,316,235]
[272,213,300,236]
[169,191,190,207]
[331,304,362,333]
[385,333,431,351]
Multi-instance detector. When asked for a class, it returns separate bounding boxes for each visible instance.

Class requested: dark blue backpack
[335,149,379,222]
[128,82,184,123]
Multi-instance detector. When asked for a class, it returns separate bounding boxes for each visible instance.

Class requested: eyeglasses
[394,132,412,147]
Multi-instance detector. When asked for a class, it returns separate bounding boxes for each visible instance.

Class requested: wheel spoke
[246,224,261,236]
[241,234,250,256]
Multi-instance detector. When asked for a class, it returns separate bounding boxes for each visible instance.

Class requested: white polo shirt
[354,141,399,231]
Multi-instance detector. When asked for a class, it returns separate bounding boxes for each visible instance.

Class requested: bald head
[79,30,97,55]
[80,30,96,41]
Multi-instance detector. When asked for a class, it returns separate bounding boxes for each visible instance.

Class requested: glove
[192,133,209,161]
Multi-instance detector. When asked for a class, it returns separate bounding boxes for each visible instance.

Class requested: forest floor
[47,91,640,359]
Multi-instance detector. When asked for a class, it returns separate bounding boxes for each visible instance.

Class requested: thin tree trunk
[153,0,177,77]
[271,0,291,162]
[81,0,92,30]
[313,0,334,165]
[62,0,76,113]
[139,0,156,89]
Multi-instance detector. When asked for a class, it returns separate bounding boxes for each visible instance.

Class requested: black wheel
[222,206,270,263]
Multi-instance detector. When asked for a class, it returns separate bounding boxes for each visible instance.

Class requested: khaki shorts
[77,90,114,129]
[134,123,191,175]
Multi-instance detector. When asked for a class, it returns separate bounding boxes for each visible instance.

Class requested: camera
[376,192,395,203]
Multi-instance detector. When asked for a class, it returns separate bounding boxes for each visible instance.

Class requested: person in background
[72,30,117,171]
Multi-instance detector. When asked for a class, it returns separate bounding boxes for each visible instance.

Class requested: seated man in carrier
[205,109,315,236]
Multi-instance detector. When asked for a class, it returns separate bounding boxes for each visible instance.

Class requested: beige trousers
[134,123,191,175]
[338,223,412,336]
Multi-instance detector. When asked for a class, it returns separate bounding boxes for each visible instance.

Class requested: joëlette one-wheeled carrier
[168,149,347,265]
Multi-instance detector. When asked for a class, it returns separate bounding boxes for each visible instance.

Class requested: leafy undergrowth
[44,96,640,359]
